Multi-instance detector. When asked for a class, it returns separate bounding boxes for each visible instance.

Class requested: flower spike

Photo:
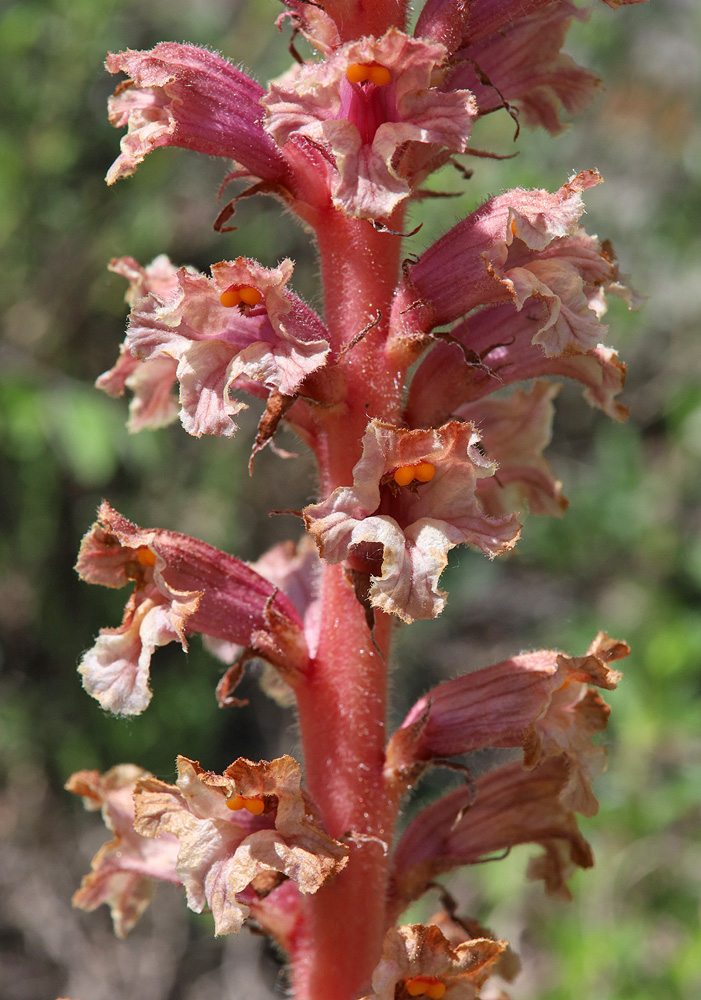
[78,0,645,992]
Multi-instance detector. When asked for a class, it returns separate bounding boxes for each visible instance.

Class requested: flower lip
[303,420,520,622]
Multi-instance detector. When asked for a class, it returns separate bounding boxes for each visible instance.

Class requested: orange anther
[413,462,435,483]
[220,287,242,308]
[347,63,369,84]
[405,977,446,998]
[237,286,263,306]
[220,285,262,309]
[367,64,391,86]
[510,218,518,237]
[226,794,265,815]
[393,462,435,486]
[347,63,391,86]
[136,547,156,567]
[393,465,416,487]
[425,983,446,1000]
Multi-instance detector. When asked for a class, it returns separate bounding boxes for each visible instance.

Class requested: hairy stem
[293,565,397,1000]
[290,208,407,999]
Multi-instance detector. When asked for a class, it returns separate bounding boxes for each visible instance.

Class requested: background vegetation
[1,1,699,998]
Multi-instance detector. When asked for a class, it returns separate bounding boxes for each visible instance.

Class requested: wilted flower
[133,755,347,934]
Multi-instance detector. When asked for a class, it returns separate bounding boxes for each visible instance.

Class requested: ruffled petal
[360,923,505,1000]
[78,593,184,715]
[96,256,183,432]
[526,631,627,815]
[459,381,567,518]
[66,764,180,937]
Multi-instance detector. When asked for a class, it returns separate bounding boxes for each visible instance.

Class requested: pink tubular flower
[389,755,595,914]
[66,764,180,937]
[359,923,506,1000]
[116,256,329,438]
[385,632,627,806]
[439,1,600,134]
[76,501,309,715]
[133,755,348,935]
[404,300,629,428]
[105,43,294,188]
[390,170,633,359]
[263,29,477,219]
[415,0,646,134]
[302,419,521,622]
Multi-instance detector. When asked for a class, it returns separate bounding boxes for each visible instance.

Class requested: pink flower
[76,502,309,715]
[303,419,520,622]
[359,923,505,1000]
[389,755,594,914]
[115,256,329,438]
[105,43,294,188]
[263,29,477,219]
[435,1,600,134]
[385,632,627,808]
[66,764,180,937]
[415,0,645,136]
[404,300,629,427]
[390,171,634,359]
[133,755,348,935]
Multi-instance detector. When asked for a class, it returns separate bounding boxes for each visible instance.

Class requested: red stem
[290,207,408,999]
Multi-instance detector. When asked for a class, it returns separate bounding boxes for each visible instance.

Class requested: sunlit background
[1,0,700,997]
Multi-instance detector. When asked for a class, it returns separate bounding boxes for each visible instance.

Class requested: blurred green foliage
[1,0,700,998]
